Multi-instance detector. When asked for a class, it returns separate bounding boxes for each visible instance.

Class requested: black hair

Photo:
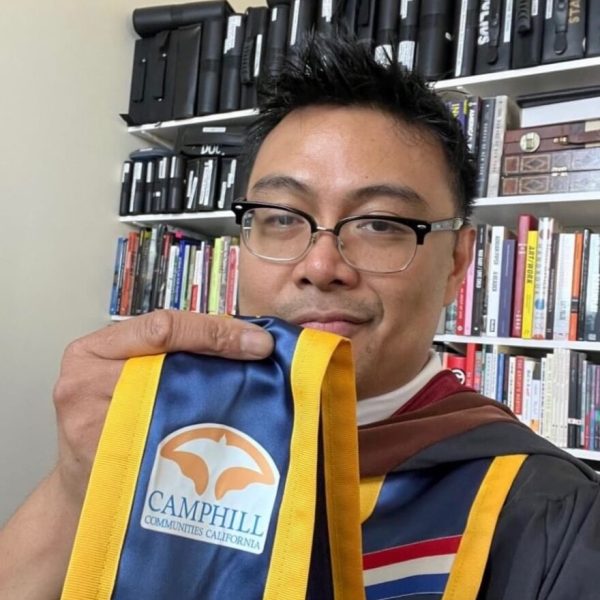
[244,33,476,219]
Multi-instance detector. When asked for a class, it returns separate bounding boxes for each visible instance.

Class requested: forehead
[247,106,456,219]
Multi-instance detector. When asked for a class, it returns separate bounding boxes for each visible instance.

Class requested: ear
[443,226,475,306]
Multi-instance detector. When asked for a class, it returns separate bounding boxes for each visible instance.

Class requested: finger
[76,311,274,361]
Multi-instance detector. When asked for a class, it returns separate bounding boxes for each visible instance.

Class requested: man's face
[238,106,473,399]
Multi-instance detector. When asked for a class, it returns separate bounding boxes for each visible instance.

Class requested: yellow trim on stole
[360,477,385,524]
[321,336,365,600]
[263,329,363,600]
[61,354,165,600]
[442,454,527,600]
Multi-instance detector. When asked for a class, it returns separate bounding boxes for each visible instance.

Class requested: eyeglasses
[231,200,464,274]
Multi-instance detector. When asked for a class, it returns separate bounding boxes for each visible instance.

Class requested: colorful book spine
[569,232,584,341]
[522,230,538,339]
[511,214,538,337]
[583,233,600,342]
[484,225,509,336]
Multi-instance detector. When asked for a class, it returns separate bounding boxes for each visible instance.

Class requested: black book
[512,0,545,68]
[240,7,269,109]
[197,157,220,210]
[171,25,203,120]
[471,223,492,336]
[129,161,146,215]
[143,160,156,214]
[119,161,133,216]
[167,156,185,212]
[475,0,514,75]
[453,0,479,77]
[153,156,171,213]
[217,157,238,210]
[219,14,246,113]
[356,0,378,45]
[542,0,586,64]
[126,32,171,125]
[132,1,232,37]
[415,0,456,81]
[587,0,600,56]
[265,1,291,78]
[545,231,559,340]
[185,158,203,211]
[288,0,317,64]
[475,96,495,198]
[374,0,400,65]
[398,0,420,71]
[196,18,227,116]
[317,0,335,36]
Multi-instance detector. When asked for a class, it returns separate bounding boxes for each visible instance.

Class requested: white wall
[0,0,262,524]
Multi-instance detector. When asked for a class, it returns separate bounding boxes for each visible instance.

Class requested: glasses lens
[242,207,312,261]
[339,218,417,273]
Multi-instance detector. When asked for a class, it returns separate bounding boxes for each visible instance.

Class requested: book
[521,229,538,339]
[471,223,492,336]
[532,217,559,339]
[544,232,560,340]
[119,231,140,316]
[486,95,520,197]
[208,236,224,314]
[475,97,495,198]
[484,225,512,336]
[109,237,127,315]
[576,229,592,340]
[583,233,600,341]
[552,233,576,341]
[462,244,476,336]
[569,231,585,341]
[452,0,479,77]
[497,238,516,338]
[511,214,538,337]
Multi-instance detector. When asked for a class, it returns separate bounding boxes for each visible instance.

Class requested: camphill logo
[141,423,280,554]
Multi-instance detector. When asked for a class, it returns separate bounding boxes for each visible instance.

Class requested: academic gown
[359,370,600,600]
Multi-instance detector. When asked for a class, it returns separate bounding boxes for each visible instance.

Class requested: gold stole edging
[263,329,364,600]
[442,454,527,600]
[61,354,166,600]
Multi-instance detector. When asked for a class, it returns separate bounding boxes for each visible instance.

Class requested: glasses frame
[231,200,465,273]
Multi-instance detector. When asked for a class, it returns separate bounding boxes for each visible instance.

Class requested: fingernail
[240,330,273,358]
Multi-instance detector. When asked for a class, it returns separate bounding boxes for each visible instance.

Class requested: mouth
[293,314,368,338]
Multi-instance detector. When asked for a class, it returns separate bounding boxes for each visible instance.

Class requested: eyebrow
[249,175,429,211]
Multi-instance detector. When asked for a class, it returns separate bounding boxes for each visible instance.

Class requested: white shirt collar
[356,351,443,426]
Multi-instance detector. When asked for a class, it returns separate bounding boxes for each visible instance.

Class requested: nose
[292,229,360,290]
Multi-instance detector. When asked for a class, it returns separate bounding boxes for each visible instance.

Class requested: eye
[355,218,413,238]
[264,213,304,228]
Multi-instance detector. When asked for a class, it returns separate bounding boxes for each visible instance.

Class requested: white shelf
[471,192,600,228]
[434,334,600,353]
[127,108,259,148]
[567,448,600,462]
[434,56,600,99]
[120,210,237,236]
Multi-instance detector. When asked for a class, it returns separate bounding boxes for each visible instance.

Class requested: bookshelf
[116,25,600,460]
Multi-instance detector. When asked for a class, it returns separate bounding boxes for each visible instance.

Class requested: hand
[53,310,274,504]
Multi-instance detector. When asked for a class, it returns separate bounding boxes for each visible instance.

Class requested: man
[1,34,599,600]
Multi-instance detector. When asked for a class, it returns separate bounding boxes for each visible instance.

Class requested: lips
[293,313,367,338]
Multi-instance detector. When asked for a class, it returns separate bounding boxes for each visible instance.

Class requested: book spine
[485,226,509,336]
[471,223,491,336]
[225,243,240,315]
[544,231,560,340]
[208,237,224,314]
[475,97,495,198]
[532,217,556,339]
[119,231,139,316]
[577,229,592,340]
[514,355,525,420]
[521,230,538,339]
[109,237,126,315]
[511,214,537,337]
[486,95,518,197]
[552,233,576,341]
[507,354,516,412]
[583,234,600,341]
[498,238,516,338]
[569,232,584,341]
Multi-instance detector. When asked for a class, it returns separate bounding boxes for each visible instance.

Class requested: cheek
[237,251,288,315]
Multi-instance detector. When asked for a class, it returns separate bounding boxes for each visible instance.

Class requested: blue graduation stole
[360,455,527,600]
[61,317,363,600]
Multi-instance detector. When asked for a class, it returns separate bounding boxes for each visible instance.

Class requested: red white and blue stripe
[363,535,461,599]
